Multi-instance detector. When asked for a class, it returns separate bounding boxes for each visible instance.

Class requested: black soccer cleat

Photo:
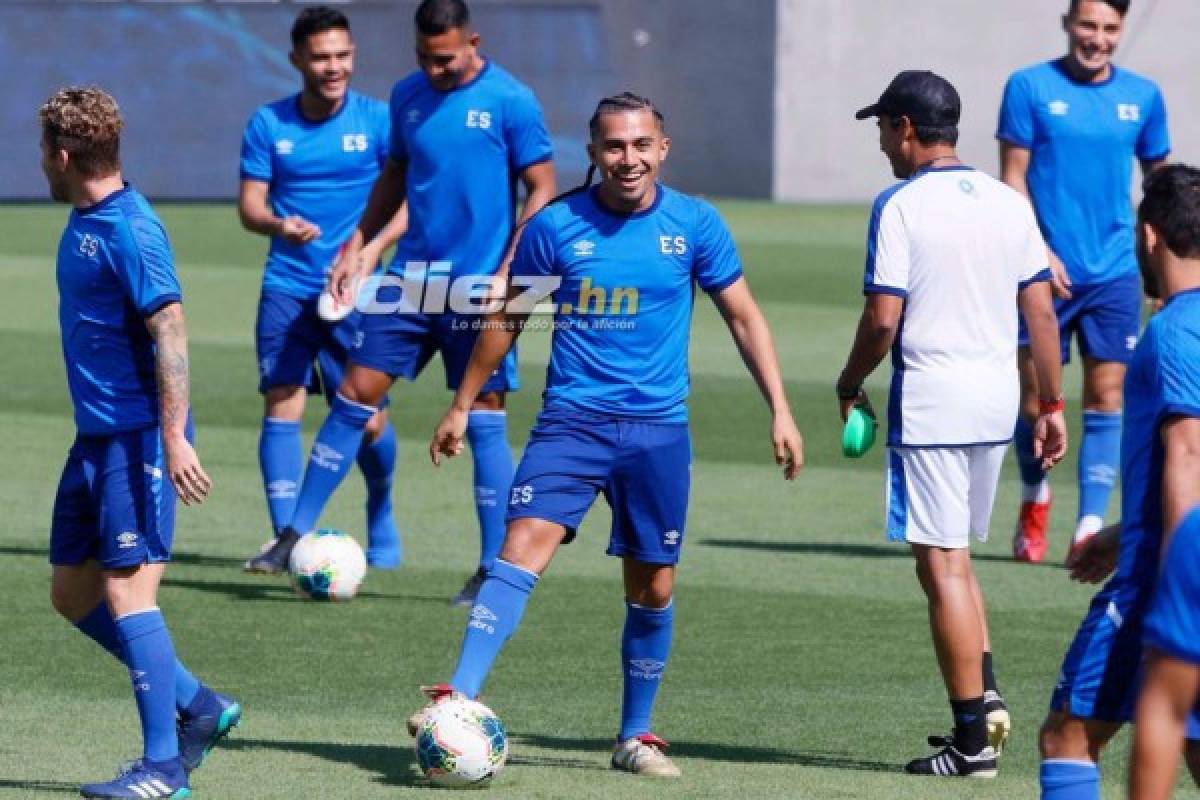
[905,742,998,778]
[243,528,300,574]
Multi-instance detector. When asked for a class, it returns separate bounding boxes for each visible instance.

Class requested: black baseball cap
[855,70,961,127]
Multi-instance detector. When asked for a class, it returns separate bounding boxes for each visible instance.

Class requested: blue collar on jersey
[292,91,353,125]
[427,58,492,94]
[1053,57,1119,88]
[1165,286,1200,307]
[74,182,131,216]
[589,182,665,219]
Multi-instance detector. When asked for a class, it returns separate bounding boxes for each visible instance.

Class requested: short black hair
[914,124,959,147]
[415,0,470,36]
[588,92,664,139]
[1067,0,1130,17]
[291,6,350,49]
[1140,165,1200,259]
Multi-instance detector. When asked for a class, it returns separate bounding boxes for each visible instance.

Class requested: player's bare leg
[611,559,681,777]
[908,545,997,777]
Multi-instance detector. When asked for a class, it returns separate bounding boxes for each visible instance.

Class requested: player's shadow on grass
[699,538,1052,567]
[512,733,898,773]
[225,737,421,787]
[162,576,449,604]
[0,779,79,794]
[0,545,245,570]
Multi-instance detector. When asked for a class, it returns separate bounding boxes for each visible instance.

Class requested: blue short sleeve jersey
[997,60,1170,286]
[240,91,390,298]
[1116,289,1200,585]
[1145,506,1200,665]
[509,185,743,422]
[388,61,552,281]
[56,185,182,435]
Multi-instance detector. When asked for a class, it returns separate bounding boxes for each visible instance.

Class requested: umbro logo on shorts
[116,531,139,549]
[663,530,681,546]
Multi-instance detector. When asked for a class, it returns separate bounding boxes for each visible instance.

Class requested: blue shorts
[1019,273,1141,365]
[350,284,518,392]
[50,426,175,569]
[256,290,362,404]
[506,409,691,565]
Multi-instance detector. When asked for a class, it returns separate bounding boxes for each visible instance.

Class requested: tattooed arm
[146,302,211,505]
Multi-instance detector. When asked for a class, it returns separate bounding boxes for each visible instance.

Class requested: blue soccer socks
[289,393,375,534]
[449,559,538,698]
[115,608,181,763]
[1014,416,1050,502]
[259,417,303,536]
[357,419,400,567]
[1040,759,1100,800]
[466,411,514,570]
[619,601,674,741]
[1076,410,1121,541]
[75,602,202,711]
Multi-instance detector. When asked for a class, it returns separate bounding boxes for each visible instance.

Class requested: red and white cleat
[1013,493,1052,563]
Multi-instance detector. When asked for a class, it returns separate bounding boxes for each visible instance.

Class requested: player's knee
[50,582,83,620]
[472,391,505,411]
[264,385,305,420]
[1039,713,1091,760]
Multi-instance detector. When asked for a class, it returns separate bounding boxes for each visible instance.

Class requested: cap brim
[854,103,882,120]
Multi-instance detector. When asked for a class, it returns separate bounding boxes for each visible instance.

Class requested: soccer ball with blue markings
[415,697,508,787]
[287,529,366,601]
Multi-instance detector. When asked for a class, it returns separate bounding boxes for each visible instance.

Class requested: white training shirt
[864,165,1050,447]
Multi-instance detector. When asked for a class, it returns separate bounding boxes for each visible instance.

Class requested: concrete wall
[774,0,1200,202]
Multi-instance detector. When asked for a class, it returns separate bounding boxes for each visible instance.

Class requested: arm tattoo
[146,302,191,437]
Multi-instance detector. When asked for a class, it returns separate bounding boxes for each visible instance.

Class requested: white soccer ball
[414,698,508,788]
[287,529,367,601]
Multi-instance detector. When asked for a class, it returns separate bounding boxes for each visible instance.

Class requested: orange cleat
[1013,493,1051,563]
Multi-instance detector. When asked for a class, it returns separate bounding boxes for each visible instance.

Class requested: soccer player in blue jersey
[1036,164,1200,800]
[412,92,804,777]
[40,87,239,799]
[247,0,557,606]
[997,0,1171,563]
[239,7,406,573]
[1132,507,1200,800]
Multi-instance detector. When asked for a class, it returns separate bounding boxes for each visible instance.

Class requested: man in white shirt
[837,70,1068,778]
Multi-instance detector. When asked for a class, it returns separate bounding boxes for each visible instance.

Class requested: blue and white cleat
[178,691,242,773]
[80,759,190,798]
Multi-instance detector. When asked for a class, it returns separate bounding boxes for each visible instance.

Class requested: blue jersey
[1145,506,1200,665]
[1116,289,1200,585]
[997,61,1170,286]
[56,185,182,435]
[510,185,743,422]
[240,91,390,298]
[388,60,552,281]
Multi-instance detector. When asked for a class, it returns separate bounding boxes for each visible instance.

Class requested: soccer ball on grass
[287,528,366,601]
[415,697,508,787]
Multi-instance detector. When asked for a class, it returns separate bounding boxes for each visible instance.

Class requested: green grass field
[0,202,1193,799]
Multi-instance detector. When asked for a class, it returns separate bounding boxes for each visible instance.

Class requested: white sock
[1021,480,1050,504]
[1074,514,1104,543]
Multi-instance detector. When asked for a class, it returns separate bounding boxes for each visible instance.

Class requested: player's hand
[163,434,212,506]
[1048,250,1073,300]
[329,245,366,307]
[838,389,874,424]
[430,407,469,466]
[1033,409,1068,470]
[772,410,805,481]
[279,216,321,245]
[1066,524,1120,583]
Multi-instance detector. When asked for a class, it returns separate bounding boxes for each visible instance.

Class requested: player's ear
[658,135,671,164]
[467,31,481,49]
[1140,221,1159,255]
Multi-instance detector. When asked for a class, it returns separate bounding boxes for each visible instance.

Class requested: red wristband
[1038,396,1065,415]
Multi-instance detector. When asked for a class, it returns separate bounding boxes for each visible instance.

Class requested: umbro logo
[1047,100,1069,116]
[312,443,345,472]
[116,531,139,549]
[1126,335,1138,350]
[469,604,497,635]
[407,109,422,123]
[275,139,295,155]
[267,479,297,499]
[628,658,666,680]
[663,530,681,547]
[1117,104,1140,122]
[573,240,596,258]
[143,463,162,480]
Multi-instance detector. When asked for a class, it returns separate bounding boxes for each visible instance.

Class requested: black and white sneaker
[984,690,1011,754]
[243,528,300,574]
[905,741,997,778]
[449,567,487,608]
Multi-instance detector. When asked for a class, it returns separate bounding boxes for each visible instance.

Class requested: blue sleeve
[1137,87,1171,162]
[388,86,408,162]
[239,110,272,182]
[692,200,743,293]
[1160,327,1200,420]
[996,72,1035,149]
[504,88,553,171]
[509,210,558,279]
[1145,509,1200,665]
[113,216,183,316]
[375,101,392,166]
